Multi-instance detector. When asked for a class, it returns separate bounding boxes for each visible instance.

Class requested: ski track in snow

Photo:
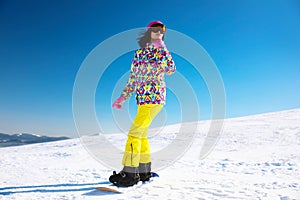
[0,109,299,199]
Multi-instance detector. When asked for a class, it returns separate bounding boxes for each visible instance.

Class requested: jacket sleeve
[157,47,176,75]
[121,51,138,100]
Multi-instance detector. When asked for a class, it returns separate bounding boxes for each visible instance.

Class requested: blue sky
[0,0,299,137]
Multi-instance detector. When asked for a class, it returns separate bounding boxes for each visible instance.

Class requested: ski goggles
[149,23,166,33]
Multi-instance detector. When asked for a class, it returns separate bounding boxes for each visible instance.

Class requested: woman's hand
[112,96,126,110]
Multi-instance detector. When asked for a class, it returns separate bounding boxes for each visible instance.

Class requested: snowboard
[96,172,159,194]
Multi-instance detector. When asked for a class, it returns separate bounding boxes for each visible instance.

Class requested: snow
[0,109,299,199]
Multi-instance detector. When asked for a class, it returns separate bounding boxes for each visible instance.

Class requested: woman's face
[151,30,164,41]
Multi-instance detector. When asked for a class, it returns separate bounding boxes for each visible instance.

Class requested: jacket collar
[145,43,155,49]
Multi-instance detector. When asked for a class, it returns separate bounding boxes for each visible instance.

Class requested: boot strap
[120,171,126,178]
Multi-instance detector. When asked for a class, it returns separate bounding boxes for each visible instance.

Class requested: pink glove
[112,96,125,110]
[152,39,166,48]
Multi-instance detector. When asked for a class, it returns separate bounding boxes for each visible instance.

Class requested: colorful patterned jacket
[121,42,176,105]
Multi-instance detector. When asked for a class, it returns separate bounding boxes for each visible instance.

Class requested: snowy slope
[0,109,299,199]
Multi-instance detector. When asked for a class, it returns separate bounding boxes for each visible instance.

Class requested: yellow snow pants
[122,104,163,167]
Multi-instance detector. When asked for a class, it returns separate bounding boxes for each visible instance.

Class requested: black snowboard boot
[109,166,140,187]
[138,162,152,182]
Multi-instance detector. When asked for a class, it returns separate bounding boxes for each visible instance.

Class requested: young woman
[109,21,176,187]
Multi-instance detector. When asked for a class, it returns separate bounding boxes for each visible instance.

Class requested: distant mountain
[0,133,70,148]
